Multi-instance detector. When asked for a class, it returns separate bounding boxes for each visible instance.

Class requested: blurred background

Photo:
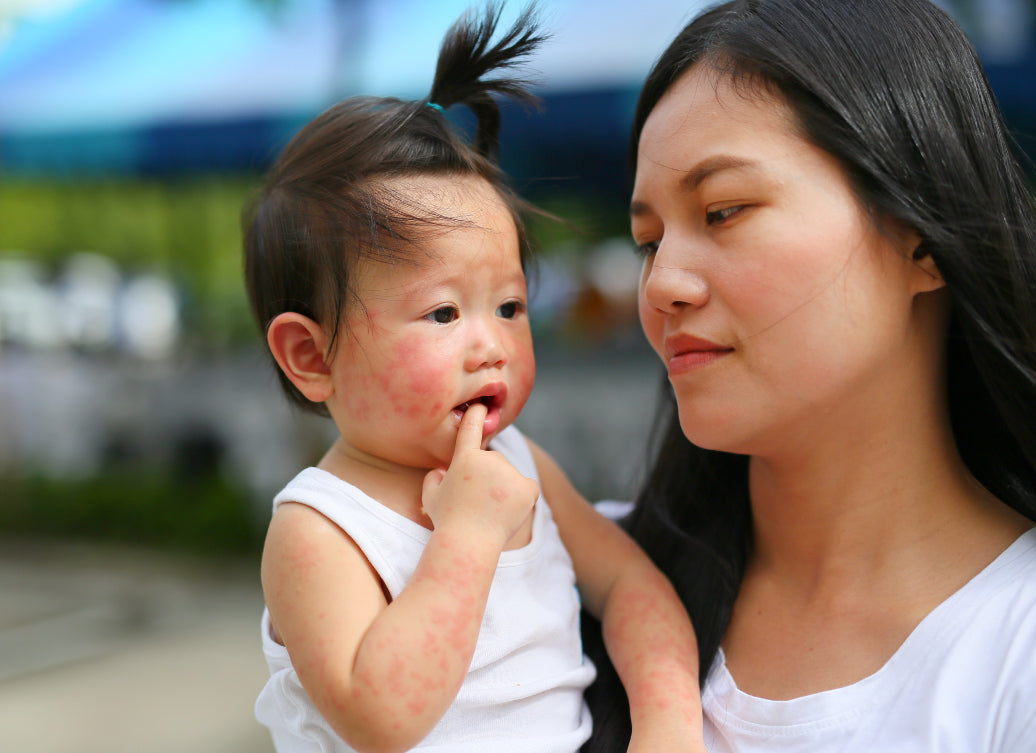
[0,1,1033,750]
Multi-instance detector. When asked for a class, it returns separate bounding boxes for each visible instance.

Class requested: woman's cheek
[637,301,665,361]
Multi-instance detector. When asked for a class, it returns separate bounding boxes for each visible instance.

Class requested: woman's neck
[725,398,1029,700]
[745,388,1025,596]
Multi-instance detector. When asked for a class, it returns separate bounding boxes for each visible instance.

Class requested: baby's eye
[496,301,525,319]
[706,205,743,225]
[426,306,459,324]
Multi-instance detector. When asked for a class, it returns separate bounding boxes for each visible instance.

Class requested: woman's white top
[703,527,1036,752]
[255,425,596,753]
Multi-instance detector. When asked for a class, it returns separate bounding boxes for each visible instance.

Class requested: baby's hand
[421,403,539,547]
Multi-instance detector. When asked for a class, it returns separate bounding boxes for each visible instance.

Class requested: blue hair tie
[426,102,445,113]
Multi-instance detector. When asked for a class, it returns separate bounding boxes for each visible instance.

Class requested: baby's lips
[453,382,507,415]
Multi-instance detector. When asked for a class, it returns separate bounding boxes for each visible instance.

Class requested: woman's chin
[678,413,749,456]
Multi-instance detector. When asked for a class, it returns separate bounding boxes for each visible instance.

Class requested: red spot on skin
[341,374,374,421]
[352,398,372,422]
[406,695,429,715]
[394,335,445,400]
[489,485,508,503]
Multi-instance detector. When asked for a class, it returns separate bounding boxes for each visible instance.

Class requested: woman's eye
[635,240,659,257]
[496,301,525,319]
[706,205,743,225]
[426,306,459,324]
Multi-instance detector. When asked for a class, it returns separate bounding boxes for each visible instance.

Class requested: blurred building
[1,0,1031,185]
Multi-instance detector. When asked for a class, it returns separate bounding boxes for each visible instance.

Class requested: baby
[244,5,704,752]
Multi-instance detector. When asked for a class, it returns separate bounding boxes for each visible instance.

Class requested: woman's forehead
[635,67,799,192]
[645,65,793,143]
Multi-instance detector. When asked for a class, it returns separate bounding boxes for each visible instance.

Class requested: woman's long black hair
[582,1,1036,750]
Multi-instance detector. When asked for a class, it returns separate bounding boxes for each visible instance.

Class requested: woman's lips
[664,334,733,375]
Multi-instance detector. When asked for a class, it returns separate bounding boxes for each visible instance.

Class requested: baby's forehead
[376,172,509,216]
[351,228,525,293]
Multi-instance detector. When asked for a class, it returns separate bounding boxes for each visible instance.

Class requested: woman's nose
[639,241,710,315]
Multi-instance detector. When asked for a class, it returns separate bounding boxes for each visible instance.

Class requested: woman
[582,0,1036,750]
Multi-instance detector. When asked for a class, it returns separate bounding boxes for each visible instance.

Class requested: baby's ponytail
[426,3,547,160]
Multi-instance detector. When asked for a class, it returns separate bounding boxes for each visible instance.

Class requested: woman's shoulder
[920,527,1036,693]
[926,528,1036,749]
[941,527,1036,633]
[976,526,1036,597]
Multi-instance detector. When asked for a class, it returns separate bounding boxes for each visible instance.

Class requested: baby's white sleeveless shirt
[255,425,596,753]
[703,528,1036,752]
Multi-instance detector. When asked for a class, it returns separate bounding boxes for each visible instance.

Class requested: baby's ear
[267,313,334,403]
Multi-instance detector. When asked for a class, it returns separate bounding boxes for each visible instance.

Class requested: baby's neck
[317,439,433,529]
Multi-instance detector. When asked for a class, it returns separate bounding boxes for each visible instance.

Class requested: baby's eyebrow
[385,270,527,299]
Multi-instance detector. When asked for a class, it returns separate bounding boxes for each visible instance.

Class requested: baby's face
[326,175,536,471]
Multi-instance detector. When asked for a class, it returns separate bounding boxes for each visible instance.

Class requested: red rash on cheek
[392,336,446,394]
[512,344,536,403]
[341,374,375,421]
[518,369,534,398]
[376,335,451,418]
[353,398,372,422]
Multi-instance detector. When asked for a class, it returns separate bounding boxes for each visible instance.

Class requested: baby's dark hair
[243,3,546,415]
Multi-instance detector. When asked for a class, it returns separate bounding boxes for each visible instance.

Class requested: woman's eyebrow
[630,155,760,217]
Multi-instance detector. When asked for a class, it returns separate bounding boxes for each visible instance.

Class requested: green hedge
[0,471,265,555]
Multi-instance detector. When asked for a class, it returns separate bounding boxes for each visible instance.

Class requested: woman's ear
[905,230,945,296]
[267,312,334,404]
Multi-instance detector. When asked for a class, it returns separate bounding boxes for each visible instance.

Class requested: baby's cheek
[388,337,452,418]
[511,341,536,408]
[340,373,374,420]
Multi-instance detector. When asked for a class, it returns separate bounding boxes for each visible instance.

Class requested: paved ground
[0,537,275,753]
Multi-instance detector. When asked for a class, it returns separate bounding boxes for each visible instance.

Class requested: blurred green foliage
[0,470,265,555]
[0,175,624,352]
[0,175,261,345]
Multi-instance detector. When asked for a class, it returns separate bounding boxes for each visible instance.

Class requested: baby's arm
[528,440,705,753]
[261,405,538,753]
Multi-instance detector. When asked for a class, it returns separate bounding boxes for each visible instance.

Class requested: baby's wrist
[428,518,508,560]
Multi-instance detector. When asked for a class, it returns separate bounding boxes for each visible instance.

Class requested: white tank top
[255,425,596,752]
[703,528,1036,753]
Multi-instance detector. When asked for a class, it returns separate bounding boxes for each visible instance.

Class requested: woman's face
[632,66,942,457]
